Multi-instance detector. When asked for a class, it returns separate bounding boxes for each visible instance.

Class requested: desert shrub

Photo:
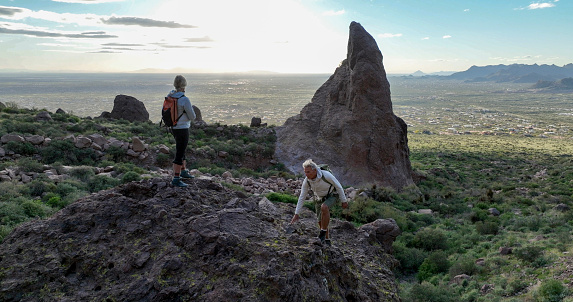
[406,281,459,302]
[55,182,80,197]
[104,145,127,162]
[537,279,567,302]
[412,228,448,251]
[417,250,450,282]
[88,175,120,192]
[506,278,528,296]
[469,208,489,223]
[371,185,396,202]
[21,199,52,218]
[69,166,95,182]
[514,245,543,263]
[5,141,37,155]
[0,225,13,242]
[2,119,39,135]
[23,180,56,197]
[121,171,141,184]
[393,241,427,274]
[449,255,477,278]
[0,201,27,226]
[475,220,499,235]
[155,153,170,167]
[266,192,297,204]
[114,162,146,175]
[16,158,45,173]
[40,140,98,165]
[348,197,379,223]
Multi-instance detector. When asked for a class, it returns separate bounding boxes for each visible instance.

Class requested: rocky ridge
[0,176,401,301]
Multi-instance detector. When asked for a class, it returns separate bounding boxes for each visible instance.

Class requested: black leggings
[171,128,189,165]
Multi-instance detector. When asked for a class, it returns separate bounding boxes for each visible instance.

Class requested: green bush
[538,279,566,302]
[16,158,45,173]
[46,194,68,209]
[417,250,450,282]
[121,171,141,184]
[155,153,170,167]
[105,146,127,162]
[0,225,13,242]
[69,166,95,182]
[412,228,448,251]
[514,245,543,263]
[393,241,427,274]
[0,201,27,226]
[448,255,477,278]
[266,192,297,204]
[21,199,52,218]
[5,141,37,155]
[88,175,121,192]
[475,220,499,235]
[23,180,56,197]
[40,140,98,165]
[506,278,528,296]
[406,281,459,302]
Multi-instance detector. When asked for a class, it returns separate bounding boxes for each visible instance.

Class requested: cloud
[463,9,470,12]
[102,42,145,47]
[151,42,211,49]
[378,33,402,38]
[422,37,430,40]
[52,0,126,3]
[323,9,345,16]
[0,6,24,17]
[516,1,557,10]
[101,16,196,28]
[527,2,555,9]
[443,35,452,39]
[184,36,213,43]
[0,24,117,38]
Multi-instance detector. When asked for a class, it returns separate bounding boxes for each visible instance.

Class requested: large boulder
[110,95,149,122]
[275,21,414,190]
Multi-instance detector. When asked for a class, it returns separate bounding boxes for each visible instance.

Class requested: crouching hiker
[290,159,348,245]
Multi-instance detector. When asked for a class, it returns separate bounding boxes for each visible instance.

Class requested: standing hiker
[169,75,196,187]
[290,159,348,245]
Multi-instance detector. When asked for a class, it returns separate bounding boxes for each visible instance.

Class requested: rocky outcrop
[0,177,400,301]
[275,21,414,190]
[110,95,149,122]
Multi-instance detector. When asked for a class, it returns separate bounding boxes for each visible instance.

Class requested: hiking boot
[318,230,327,243]
[180,169,194,179]
[325,239,332,246]
[171,177,188,187]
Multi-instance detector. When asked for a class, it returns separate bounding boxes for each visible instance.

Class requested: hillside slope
[0,176,400,302]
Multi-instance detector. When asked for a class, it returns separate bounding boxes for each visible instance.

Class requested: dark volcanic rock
[275,21,414,190]
[110,94,149,122]
[0,177,400,302]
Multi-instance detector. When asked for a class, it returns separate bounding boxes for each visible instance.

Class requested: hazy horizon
[1,0,571,75]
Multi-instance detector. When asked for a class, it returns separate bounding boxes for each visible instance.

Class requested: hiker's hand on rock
[291,214,299,224]
[342,202,348,209]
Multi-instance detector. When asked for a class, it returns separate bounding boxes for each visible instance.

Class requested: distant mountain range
[531,77,573,90]
[446,63,573,83]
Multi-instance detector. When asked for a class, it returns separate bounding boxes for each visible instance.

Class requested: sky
[0,0,571,74]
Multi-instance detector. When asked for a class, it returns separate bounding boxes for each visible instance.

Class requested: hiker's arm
[324,172,347,203]
[183,98,196,121]
[293,178,309,217]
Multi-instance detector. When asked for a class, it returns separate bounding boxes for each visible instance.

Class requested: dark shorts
[314,194,340,221]
[171,128,189,165]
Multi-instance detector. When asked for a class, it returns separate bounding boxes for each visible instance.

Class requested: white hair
[302,158,318,170]
[174,75,187,90]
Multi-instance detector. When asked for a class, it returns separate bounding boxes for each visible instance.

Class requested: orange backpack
[161,95,185,128]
